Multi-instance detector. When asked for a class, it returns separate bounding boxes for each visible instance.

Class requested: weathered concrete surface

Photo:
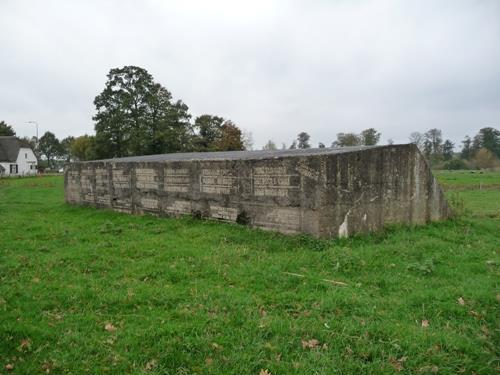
[64,144,450,238]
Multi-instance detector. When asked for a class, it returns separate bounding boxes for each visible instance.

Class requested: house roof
[0,136,22,162]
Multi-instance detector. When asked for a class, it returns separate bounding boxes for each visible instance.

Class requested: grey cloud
[0,0,498,148]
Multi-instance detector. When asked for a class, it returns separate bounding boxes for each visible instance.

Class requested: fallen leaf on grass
[259,306,267,317]
[301,338,320,349]
[211,342,223,351]
[205,358,213,366]
[421,320,429,328]
[481,325,490,335]
[145,359,157,371]
[42,361,54,373]
[469,310,482,319]
[259,369,271,375]
[389,357,403,372]
[5,363,14,371]
[18,338,31,352]
[457,297,465,305]
[104,323,117,332]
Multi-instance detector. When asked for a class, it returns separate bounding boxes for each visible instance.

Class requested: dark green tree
[0,121,15,136]
[461,136,472,160]
[60,136,75,162]
[471,127,500,158]
[193,114,225,151]
[149,99,192,154]
[333,132,361,147]
[94,66,153,158]
[318,142,325,148]
[71,135,96,161]
[360,128,381,146]
[423,139,433,158]
[442,139,454,161]
[297,132,311,149]
[93,66,193,158]
[39,131,62,169]
[424,128,443,155]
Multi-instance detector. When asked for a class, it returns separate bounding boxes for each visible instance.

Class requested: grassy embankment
[0,171,498,374]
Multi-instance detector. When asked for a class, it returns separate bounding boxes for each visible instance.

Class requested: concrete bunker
[64,144,450,238]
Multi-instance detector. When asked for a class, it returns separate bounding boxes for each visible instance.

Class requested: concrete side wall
[65,145,450,238]
[319,145,450,238]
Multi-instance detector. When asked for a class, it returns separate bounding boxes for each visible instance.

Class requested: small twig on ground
[321,279,348,286]
[282,272,348,286]
[283,272,305,278]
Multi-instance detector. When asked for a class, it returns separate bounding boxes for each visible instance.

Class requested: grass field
[0,172,498,374]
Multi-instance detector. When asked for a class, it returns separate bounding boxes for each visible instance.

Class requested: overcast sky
[1,0,499,149]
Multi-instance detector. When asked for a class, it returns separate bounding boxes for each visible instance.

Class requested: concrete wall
[64,144,450,238]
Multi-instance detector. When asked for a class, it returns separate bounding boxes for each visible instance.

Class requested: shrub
[443,158,469,170]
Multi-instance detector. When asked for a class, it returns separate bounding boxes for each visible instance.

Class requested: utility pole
[27,120,39,140]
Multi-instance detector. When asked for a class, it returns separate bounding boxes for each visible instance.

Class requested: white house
[0,136,38,176]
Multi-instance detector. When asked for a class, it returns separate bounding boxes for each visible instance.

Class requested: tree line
[0,65,499,170]
[262,127,499,169]
[0,66,251,168]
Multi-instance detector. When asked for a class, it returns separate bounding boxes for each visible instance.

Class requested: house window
[10,164,18,174]
[25,153,28,159]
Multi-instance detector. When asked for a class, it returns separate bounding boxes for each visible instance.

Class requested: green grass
[0,172,499,374]
[434,170,500,218]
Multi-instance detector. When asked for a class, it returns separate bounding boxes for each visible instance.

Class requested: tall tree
[39,131,61,169]
[424,128,443,155]
[289,140,297,149]
[149,99,192,154]
[472,127,500,158]
[94,66,153,158]
[461,135,472,160]
[0,121,16,136]
[409,132,425,150]
[193,114,224,151]
[93,65,193,158]
[318,142,326,148]
[297,132,311,149]
[262,140,277,150]
[214,121,244,151]
[442,139,454,161]
[360,128,381,146]
[60,136,75,162]
[423,139,433,158]
[333,132,361,147]
[71,135,96,161]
